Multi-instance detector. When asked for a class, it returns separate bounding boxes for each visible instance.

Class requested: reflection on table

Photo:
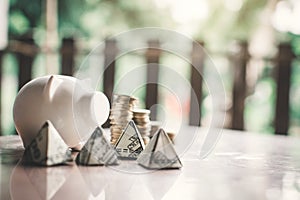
[2,126,300,200]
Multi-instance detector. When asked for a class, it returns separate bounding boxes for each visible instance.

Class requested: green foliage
[9,10,30,35]
[244,76,276,134]
[198,0,268,50]
[290,61,300,124]
[9,0,168,38]
[9,0,42,36]
[59,0,169,38]
[234,0,268,37]
[289,33,300,56]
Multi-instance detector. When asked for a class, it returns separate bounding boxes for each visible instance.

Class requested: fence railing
[0,35,297,136]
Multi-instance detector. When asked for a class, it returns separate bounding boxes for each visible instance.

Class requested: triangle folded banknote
[137,128,182,169]
[24,120,72,166]
[76,127,119,166]
[115,120,145,159]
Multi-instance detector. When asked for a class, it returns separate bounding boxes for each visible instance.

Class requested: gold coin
[133,108,151,114]
[167,132,175,143]
[142,137,150,145]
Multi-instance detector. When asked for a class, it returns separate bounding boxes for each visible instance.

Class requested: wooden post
[231,41,249,130]
[16,35,37,90]
[60,37,75,76]
[145,40,161,120]
[0,50,3,135]
[103,39,118,127]
[189,41,204,126]
[274,43,294,135]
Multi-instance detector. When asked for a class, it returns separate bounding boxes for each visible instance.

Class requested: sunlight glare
[154,0,209,24]
[224,0,243,12]
[271,0,300,34]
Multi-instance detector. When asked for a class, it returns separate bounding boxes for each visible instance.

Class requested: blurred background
[0,0,300,136]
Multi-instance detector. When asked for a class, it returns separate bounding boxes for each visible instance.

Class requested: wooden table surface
[1,126,300,200]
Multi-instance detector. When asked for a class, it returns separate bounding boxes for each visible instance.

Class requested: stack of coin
[109,94,138,145]
[132,109,151,145]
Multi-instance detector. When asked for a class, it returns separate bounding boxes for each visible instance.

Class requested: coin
[109,94,138,144]
[133,109,151,144]
[142,137,150,145]
[167,132,175,143]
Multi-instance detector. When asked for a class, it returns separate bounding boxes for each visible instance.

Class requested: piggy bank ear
[43,75,63,101]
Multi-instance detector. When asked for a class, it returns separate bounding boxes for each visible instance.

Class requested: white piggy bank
[13,75,110,148]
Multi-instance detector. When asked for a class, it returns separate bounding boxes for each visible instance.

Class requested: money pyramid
[24,120,72,166]
[115,120,145,159]
[76,127,119,166]
[137,128,182,169]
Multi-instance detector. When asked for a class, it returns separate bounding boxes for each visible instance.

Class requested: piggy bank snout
[73,91,110,142]
[91,91,110,125]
